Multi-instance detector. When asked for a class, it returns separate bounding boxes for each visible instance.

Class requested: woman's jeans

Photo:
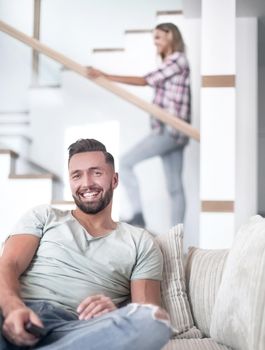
[0,302,172,350]
[120,130,186,225]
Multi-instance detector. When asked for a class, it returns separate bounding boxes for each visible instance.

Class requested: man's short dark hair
[68,138,115,168]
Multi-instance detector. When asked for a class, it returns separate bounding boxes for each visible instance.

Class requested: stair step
[0,111,30,125]
[0,110,29,114]
[156,10,183,16]
[92,48,125,53]
[0,149,18,158]
[0,131,31,140]
[0,148,60,180]
[29,84,61,89]
[125,29,153,34]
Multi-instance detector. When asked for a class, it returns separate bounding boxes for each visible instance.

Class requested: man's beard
[73,186,113,215]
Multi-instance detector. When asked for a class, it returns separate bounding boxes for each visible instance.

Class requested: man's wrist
[1,297,25,318]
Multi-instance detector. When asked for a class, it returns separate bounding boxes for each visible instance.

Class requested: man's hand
[2,306,44,347]
[86,67,106,79]
[77,294,117,320]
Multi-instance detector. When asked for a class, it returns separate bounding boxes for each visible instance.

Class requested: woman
[87,23,191,228]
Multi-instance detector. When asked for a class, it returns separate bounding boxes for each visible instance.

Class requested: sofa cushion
[155,224,202,338]
[185,247,229,337]
[162,338,232,350]
[210,215,265,350]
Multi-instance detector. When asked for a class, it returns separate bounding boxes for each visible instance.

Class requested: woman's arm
[86,67,147,86]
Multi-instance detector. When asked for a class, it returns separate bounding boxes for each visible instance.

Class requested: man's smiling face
[69,151,118,215]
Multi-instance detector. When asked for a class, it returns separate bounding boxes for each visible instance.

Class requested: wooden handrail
[0,20,200,142]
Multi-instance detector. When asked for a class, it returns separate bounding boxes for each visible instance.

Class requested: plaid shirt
[145,51,191,145]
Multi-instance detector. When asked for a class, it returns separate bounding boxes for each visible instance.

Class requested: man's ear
[112,172,119,189]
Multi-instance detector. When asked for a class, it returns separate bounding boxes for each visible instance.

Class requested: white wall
[0,0,33,110]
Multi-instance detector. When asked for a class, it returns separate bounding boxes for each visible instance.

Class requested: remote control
[25,321,47,338]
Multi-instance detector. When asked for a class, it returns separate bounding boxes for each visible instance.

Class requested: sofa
[155,215,265,350]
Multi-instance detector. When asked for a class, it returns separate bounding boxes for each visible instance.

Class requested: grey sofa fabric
[163,338,232,350]
[210,215,265,350]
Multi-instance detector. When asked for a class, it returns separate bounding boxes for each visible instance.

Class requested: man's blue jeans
[120,129,186,225]
[0,302,172,349]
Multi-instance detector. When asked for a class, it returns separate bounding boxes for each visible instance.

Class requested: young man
[0,139,171,350]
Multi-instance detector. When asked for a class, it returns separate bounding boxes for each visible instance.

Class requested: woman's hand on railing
[86,66,105,79]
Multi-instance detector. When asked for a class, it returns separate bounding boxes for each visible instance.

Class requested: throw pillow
[185,247,229,337]
[210,215,265,350]
[155,224,202,338]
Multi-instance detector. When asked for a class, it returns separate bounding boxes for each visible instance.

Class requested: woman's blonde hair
[155,22,185,59]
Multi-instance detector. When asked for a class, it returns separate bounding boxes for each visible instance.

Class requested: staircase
[0,150,52,242]
[0,148,75,243]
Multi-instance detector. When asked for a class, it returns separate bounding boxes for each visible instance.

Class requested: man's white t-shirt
[10,205,163,314]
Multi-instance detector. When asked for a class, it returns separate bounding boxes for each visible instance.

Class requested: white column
[235,18,257,231]
[200,0,236,248]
